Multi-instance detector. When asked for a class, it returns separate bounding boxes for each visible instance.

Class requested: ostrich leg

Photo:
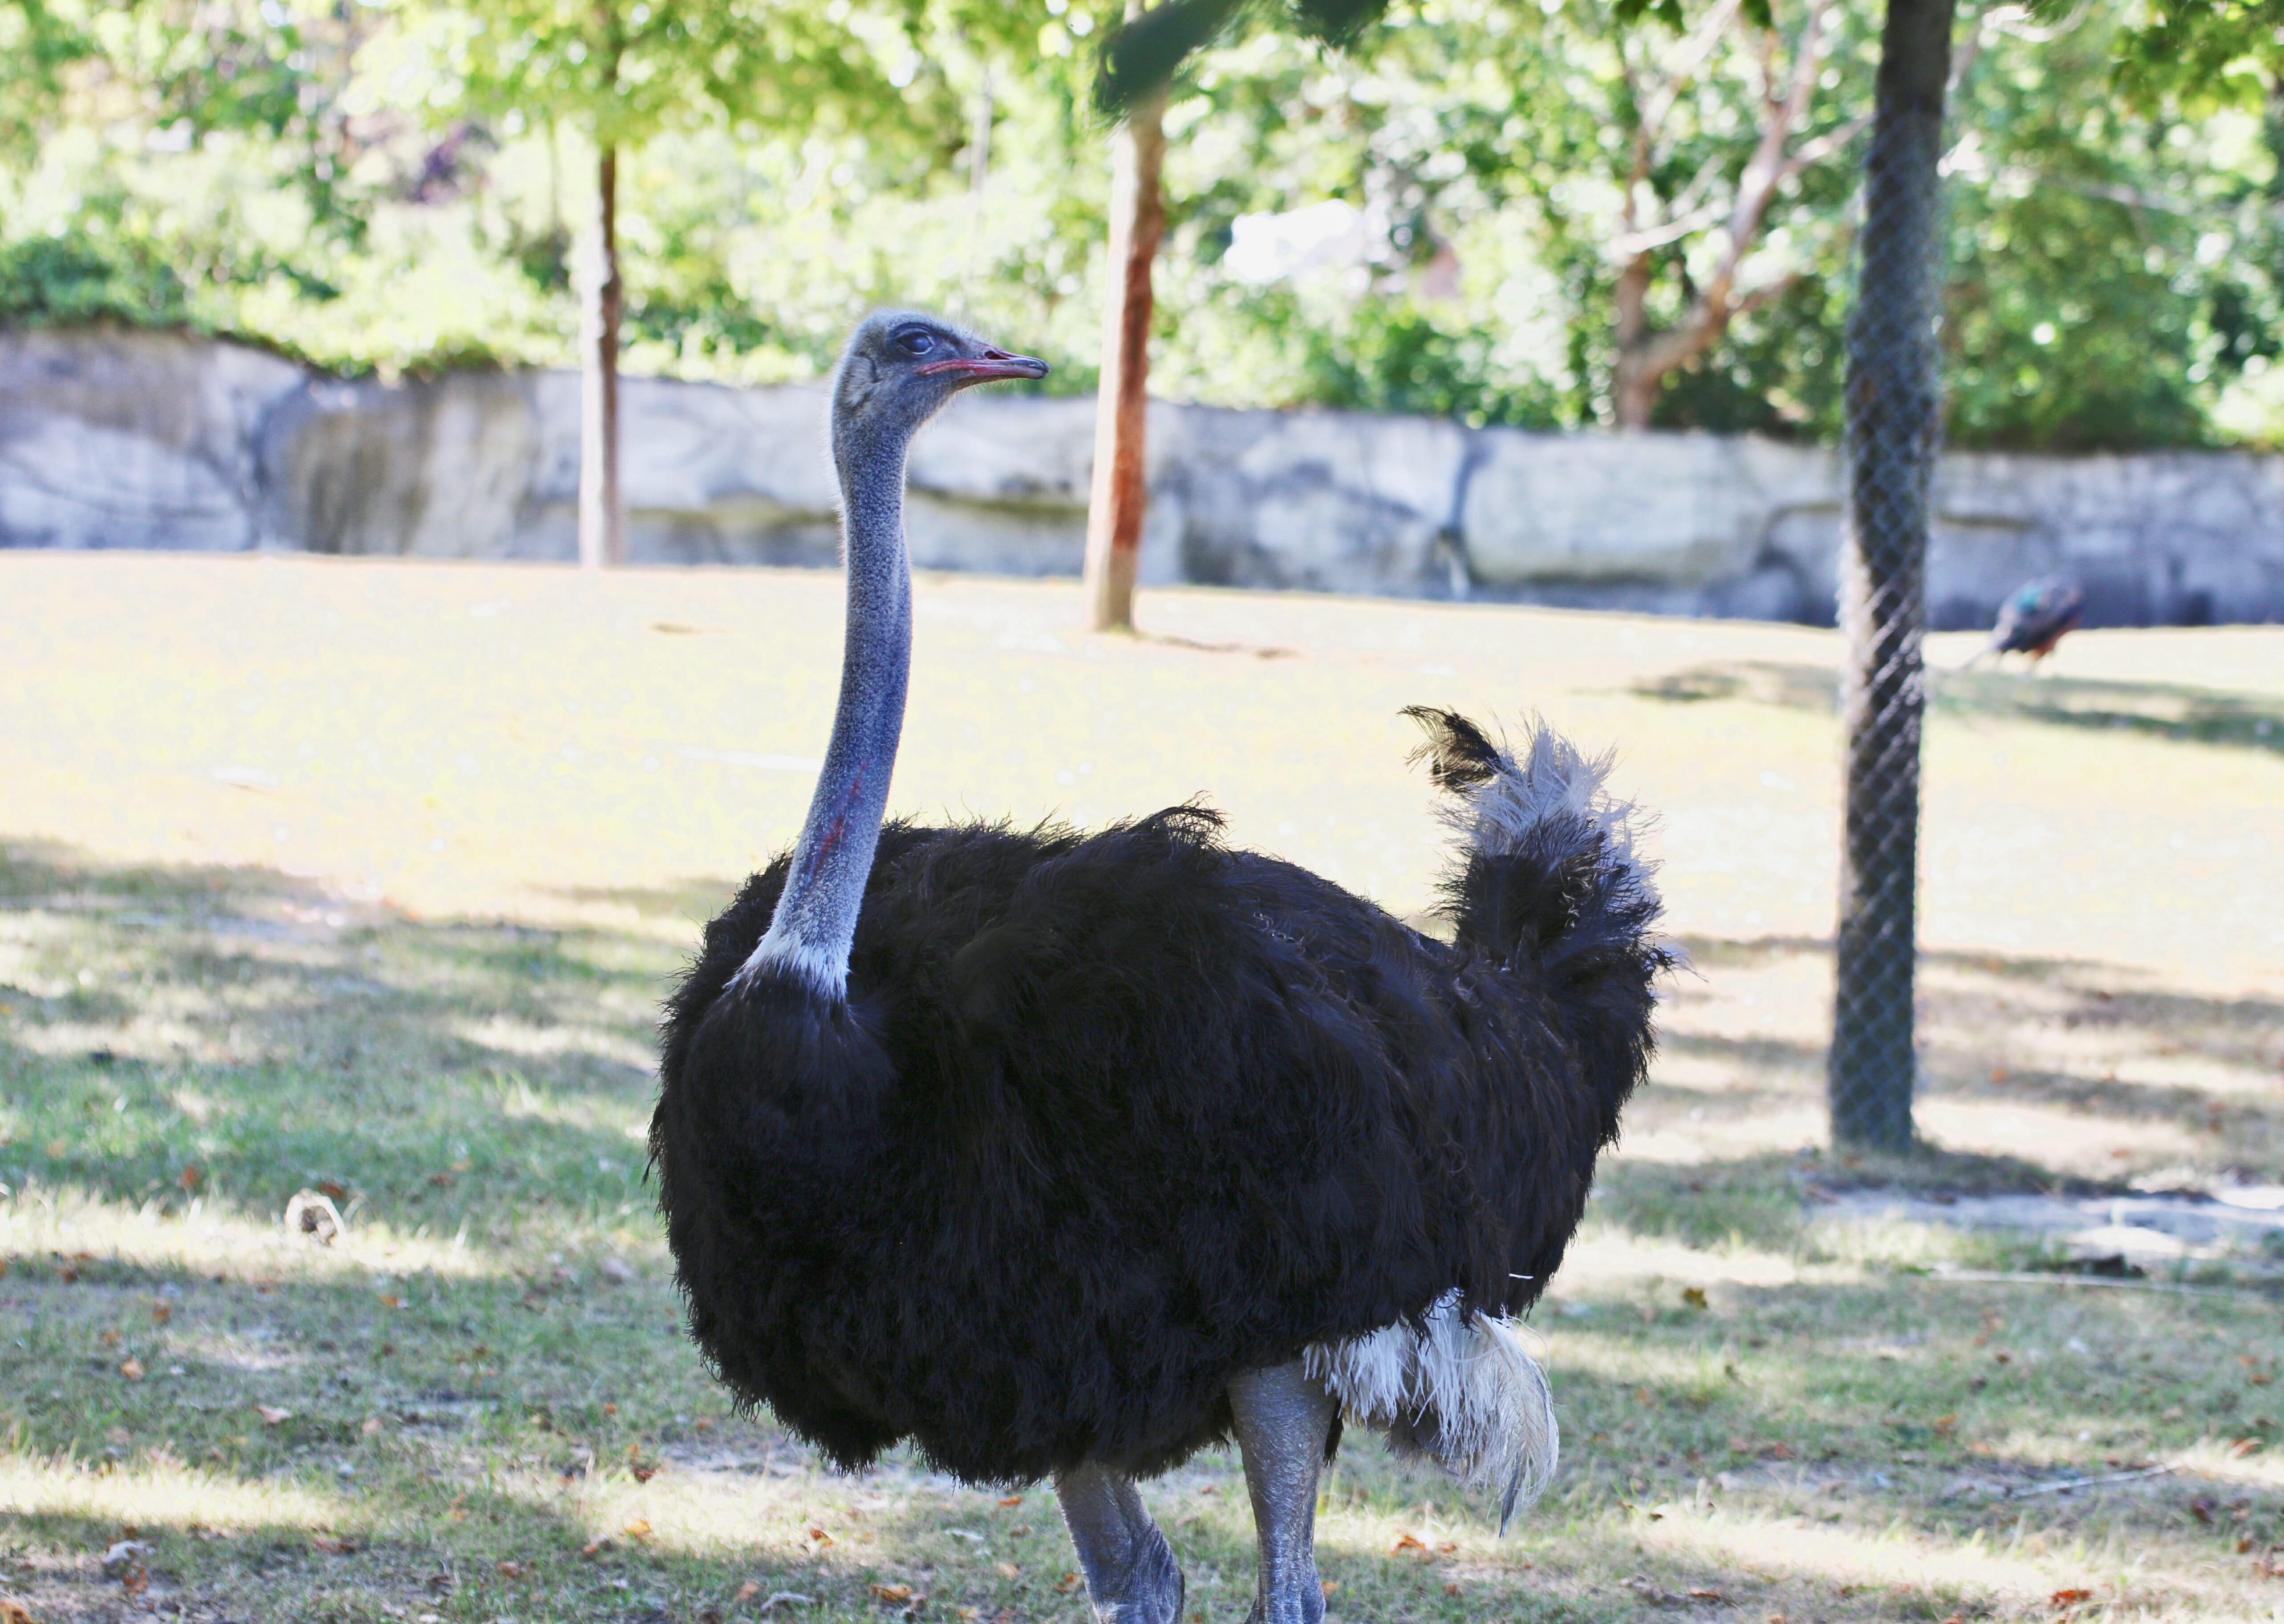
[1055,1463,1184,1624]
[1228,1362,1341,1624]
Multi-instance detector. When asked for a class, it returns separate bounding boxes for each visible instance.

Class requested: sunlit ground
[3,553,2280,1623]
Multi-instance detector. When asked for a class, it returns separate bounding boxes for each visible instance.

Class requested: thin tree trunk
[578,145,626,570]
[1612,253,1658,430]
[1829,0,1955,1152]
[1082,89,1166,633]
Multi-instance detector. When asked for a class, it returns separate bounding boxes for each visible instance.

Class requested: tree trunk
[1082,89,1166,633]
[578,145,626,570]
[1829,0,1955,1152]
[1611,253,1659,430]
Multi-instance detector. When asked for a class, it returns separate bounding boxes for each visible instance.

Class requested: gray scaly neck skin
[734,401,921,999]
[727,310,1045,1001]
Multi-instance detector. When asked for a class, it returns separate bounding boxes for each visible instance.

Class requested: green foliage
[1938,3,2284,449]
[0,231,194,328]
[0,0,104,159]
[1096,0,1396,114]
[404,0,937,150]
[2107,0,2284,113]
[5,0,2284,446]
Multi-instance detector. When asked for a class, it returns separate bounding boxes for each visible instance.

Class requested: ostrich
[1966,574,2084,669]
[652,311,1671,1624]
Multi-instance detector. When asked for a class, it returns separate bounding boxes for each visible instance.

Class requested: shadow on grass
[1634,658,2284,755]
[9,1261,2274,1624]
[1656,933,2284,1179]
[0,838,707,1258]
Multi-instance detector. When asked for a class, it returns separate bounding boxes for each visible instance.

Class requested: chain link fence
[1830,0,1956,1152]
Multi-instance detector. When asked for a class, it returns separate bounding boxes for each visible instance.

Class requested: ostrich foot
[1055,1461,1185,1624]
[1229,1361,1340,1624]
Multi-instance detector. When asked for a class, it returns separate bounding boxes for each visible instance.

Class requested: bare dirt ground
[2,552,2280,1624]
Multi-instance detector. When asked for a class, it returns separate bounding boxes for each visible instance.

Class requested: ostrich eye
[894,327,938,358]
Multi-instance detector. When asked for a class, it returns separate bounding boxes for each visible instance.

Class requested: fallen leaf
[316,1180,348,1201]
[1444,1582,1461,1596]
[1391,1532,1428,1555]
[0,1597,37,1624]
[1681,1286,1708,1310]
[631,1465,659,1483]
[870,1583,914,1603]
[312,1535,360,1555]
[1623,1576,1685,1606]
[118,1358,143,1380]
[1055,1573,1082,1594]
[179,1165,203,1192]
[580,1539,608,1558]
[361,1417,383,1436]
[1689,1589,1731,1604]
[738,1582,762,1600]
[496,1559,527,1578]
[119,1567,147,1597]
[253,1404,291,1425]
[1933,1414,1958,1435]
[1436,1541,1457,1554]
[101,1329,121,1346]
[428,1171,454,1187]
[2231,1438,2264,1458]
[150,1303,171,1325]
[997,1495,1023,1508]
[2051,1588,2094,1607]
[378,1294,402,1309]
[623,1519,653,1539]
[807,1525,835,1547]
[995,1562,1020,1580]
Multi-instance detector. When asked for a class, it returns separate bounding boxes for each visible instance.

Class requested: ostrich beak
[920,347,1049,384]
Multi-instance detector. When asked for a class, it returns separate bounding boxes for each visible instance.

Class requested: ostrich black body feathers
[653,711,1669,1487]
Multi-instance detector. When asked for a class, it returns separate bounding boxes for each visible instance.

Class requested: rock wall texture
[6,326,2280,628]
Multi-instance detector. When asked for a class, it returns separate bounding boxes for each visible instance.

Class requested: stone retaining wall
[5,326,2279,627]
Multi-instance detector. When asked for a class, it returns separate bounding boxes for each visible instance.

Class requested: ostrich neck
[738,418,917,999]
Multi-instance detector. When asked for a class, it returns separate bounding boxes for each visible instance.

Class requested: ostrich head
[832,310,1048,463]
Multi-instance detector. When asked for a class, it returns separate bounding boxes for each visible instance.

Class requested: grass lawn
[2,554,2281,1624]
